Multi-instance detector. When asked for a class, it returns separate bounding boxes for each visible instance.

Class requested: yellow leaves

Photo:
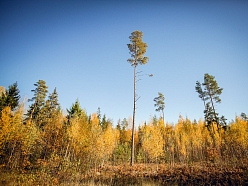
[68,116,89,154]
[41,112,65,157]
[0,86,5,94]
[0,107,12,156]
[142,125,164,160]
[90,113,101,137]
[90,114,116,162]
[68,112,116,164]
[0,107,12,143]
[69,117,82,141]
[0,106,11,126]
[21,120,40,151]
[225,117,248,147]
[102,125,115,155]
[173,118,215,161]
[0,106,28,147]
[0,105,40,169]
[0,103,247,169]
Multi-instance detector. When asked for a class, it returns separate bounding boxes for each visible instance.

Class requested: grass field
[1,162,247,185]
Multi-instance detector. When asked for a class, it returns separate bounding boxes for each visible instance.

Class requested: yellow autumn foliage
[142,124,164,161]
[68,113,89,156]
[0,102,247,170]
[42,111,64,157]
[225,117,248,148]
[89,113,116,164]
[0,106,39,168]
[102,124,116,158]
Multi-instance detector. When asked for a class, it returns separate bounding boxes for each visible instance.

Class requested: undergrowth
[1,162,247,185]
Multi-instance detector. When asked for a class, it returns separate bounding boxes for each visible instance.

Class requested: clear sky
[1,0,247,126]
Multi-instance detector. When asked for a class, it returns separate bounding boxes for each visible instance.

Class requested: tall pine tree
[127,30,149,166]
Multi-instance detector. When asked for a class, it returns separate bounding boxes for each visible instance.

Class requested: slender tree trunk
[208,91,222,138]
[209,96,218,123]
[162,109,164,124]
[64,143,69,160]
[131,66,136,166]
[200,91,216,146]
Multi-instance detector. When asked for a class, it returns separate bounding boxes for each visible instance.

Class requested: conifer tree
[196,74,227,134]
[101,114,110,131]
[66,99,83,123]
[241,112,248,122]
[195,81,207,108]
[127,30,149,166]
[0,82,20,113]
[154,92,165,123]
[45,87,60,119]
[48,88,59,111]
[97,107,101,126]
[26,80,48,128]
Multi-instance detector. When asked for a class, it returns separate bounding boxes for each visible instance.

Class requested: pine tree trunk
[209,94,218,125]
[131,66,136,166]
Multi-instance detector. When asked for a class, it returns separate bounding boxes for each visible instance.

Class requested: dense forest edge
[0,80,247,185]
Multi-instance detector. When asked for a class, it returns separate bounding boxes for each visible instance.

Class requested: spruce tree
[0,82,20,113]
[26,80,48,128]
[101,114,109,131]
[66,99,82,122]
[45,87,60,119]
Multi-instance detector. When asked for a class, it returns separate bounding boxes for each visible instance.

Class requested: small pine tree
[195,74,227,133]
[154,92,165,123]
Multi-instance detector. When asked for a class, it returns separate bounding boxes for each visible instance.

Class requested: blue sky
[1,0,247,125]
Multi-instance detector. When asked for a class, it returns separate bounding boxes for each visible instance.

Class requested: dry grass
[1,162,247,185]
[92,162,248,185]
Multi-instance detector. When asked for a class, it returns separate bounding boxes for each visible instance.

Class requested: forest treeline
[1,30,247,184]
[0,80,248,174]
